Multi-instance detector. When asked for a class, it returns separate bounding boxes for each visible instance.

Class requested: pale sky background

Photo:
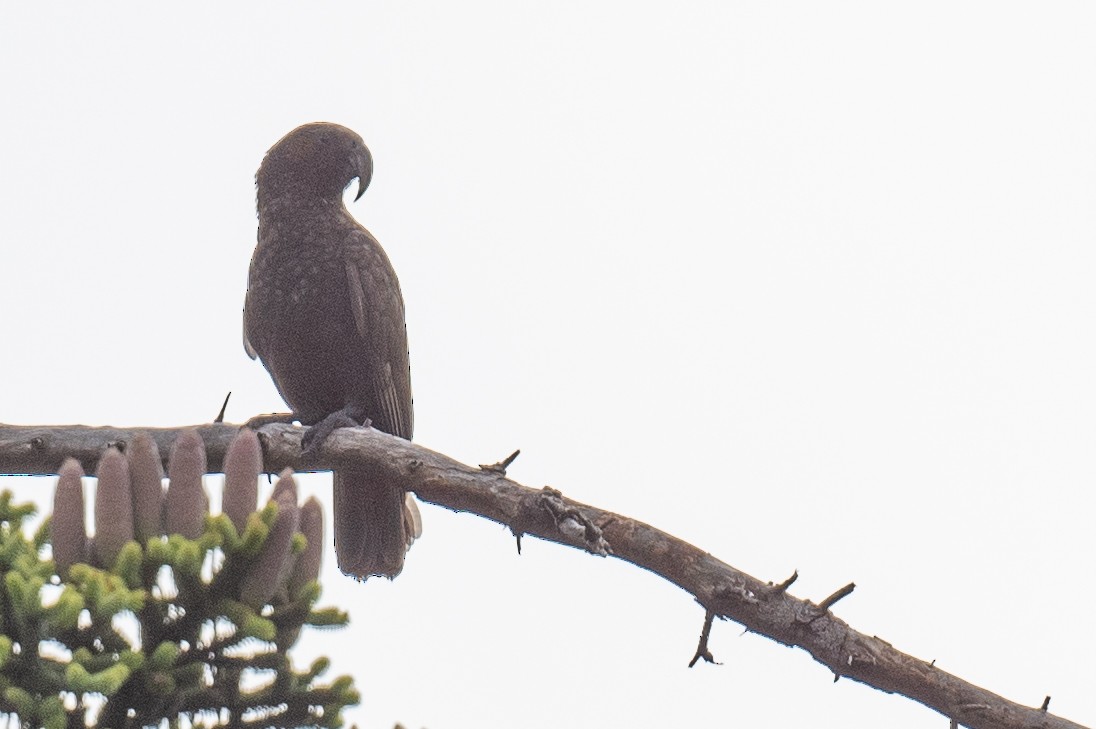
[1,3,1093,728]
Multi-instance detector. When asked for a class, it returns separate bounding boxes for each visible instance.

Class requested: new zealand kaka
[243,122,420,579]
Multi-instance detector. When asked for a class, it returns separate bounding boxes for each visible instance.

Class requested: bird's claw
[300,406,372,459]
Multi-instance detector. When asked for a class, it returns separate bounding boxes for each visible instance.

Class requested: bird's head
[256,122,374,208]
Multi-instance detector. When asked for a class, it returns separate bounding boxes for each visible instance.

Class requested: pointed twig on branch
[817,582,856,612]
[214,392,232,424]
[688,609,719,668]
[767,571,798,594]
[0,421,1086,729]
[480,449,520,475]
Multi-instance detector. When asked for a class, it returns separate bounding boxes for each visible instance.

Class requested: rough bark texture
[0,421,1086,729]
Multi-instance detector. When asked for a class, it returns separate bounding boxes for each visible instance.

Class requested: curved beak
[353,143,374,201]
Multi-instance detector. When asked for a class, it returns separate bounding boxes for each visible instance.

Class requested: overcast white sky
[1,3,1093,728]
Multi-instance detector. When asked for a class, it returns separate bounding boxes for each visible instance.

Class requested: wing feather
[242,311,258,360]
[344,231,414,440]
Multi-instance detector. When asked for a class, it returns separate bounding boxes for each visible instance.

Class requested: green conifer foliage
[0,429,358,729]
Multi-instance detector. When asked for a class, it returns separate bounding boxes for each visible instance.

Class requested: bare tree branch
[0,421,1087,729]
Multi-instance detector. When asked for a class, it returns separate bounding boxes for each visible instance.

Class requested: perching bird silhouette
[243,122,420,579]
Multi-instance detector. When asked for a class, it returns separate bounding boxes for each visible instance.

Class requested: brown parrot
[243,122,420,579]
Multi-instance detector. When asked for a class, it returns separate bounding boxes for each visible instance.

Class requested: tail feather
[333,468,419,579]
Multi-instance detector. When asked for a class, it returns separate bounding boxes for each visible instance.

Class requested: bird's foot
[301,406,372,459]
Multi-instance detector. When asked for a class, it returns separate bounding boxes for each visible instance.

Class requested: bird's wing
[403,494,423,544]
[242,246,259,360]
[344,230,414,440]
[242,310,258,360]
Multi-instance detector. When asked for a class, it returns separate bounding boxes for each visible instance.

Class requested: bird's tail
[333,467,421,579]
